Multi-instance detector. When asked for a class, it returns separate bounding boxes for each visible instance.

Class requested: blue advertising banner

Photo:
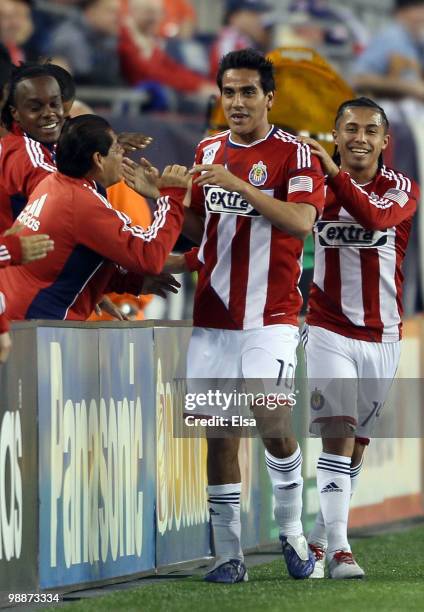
[38,327,156,588]
[154,327,211,567]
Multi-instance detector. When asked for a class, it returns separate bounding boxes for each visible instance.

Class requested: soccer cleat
[328,550,365,579]
[308,543,326,579]
[280,534,315,579]
[204,559,248,584]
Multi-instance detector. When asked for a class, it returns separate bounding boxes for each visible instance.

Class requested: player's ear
[92,151,104,172]
[266,91,274,110]
[381,133,390,151]
[10,106,19,122]
[332,129,338,146]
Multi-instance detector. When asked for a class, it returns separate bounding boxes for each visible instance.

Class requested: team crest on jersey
[316,221,387,248]
[310,389,325,411]
[248,161,267,186]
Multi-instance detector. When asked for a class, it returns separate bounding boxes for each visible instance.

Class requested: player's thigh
[240,325,299,391]
[305,325,359,436]
[356,341,401,438]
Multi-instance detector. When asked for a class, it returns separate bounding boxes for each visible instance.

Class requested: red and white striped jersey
[307,166,419,342]
[188,126,325,330]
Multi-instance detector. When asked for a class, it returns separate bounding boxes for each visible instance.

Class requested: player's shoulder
[195,130,230,162]
[378,165,417,194]
[272,128,316,167]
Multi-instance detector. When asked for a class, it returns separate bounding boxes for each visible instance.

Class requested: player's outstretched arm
[191,164,320,239]
[2,224,54,266]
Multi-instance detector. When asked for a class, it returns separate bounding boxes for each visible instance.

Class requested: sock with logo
[309,456,364,549]
[265,445,303,536]
[207,483,243,567]
[317,452,351,556]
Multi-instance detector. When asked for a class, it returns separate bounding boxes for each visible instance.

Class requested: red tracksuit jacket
[0,171,185,321]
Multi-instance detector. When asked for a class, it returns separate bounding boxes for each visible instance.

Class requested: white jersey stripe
[378,227,401,340]
[198,211,211,264]
[339,245,365,327]
[312,233,326,291]
[210,215,237,309]
[243,216,272,328]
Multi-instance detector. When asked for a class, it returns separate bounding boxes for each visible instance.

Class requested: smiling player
[301,97,419,579]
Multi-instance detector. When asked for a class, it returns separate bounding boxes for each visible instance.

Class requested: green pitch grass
[60,525,424,612]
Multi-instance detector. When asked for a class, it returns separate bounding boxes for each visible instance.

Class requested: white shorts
[186,325,299,418]
[304,325,401,440]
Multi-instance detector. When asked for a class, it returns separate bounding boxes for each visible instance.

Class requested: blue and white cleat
[204,559,248,584]
[280,534,315,579]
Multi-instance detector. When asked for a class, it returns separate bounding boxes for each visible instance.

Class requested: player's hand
[95,295,130,320]
[141,272,181,298]
[190,164,244,191]
[159,165,190,190]
[4,225,54,264]
[298,137,340,178]
[162,254,188,274]
[122,157,161,199]
[0,331,12,364]
[117,132,153,153]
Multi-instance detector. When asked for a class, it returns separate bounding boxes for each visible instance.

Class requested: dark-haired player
[301,97,419,579]
[0,115,186,320]
[164,48,325,582]
[0,49,54,361]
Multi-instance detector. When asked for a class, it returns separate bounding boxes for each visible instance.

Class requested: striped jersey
[0,172,185,321]
[0,233,22,332]
[307,166,419,342]
[0,124,56,232]
[187,126,325,330]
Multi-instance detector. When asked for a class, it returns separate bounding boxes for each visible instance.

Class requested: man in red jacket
[0,114,187,321]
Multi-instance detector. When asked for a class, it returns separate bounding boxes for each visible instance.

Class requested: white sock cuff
[317,452,351,476]
[265,445,302,471]
[207,483,241,496]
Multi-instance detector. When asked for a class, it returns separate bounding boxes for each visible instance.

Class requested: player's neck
[340,162,379,185]
[230,122,271,145]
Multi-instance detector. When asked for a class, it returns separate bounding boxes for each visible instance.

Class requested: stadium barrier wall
[1,319,423,599]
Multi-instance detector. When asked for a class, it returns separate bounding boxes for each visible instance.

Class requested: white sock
[317,452,351,556]
[207,483,243,566]
[265,445,303,536]
[350,458,363,495]
[309,456,364,549]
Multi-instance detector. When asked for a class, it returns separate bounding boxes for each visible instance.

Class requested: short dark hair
[395,0,424,12]
[333,97,390,169]
[0,43,12,96]
[45,63,75,104]
[1,62,61,129]
[56,114,113,178]
[216,48,275,93]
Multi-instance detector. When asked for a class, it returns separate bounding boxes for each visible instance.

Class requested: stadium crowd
[0,0,422,585]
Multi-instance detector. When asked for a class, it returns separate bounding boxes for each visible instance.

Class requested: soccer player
[301,97,419,579]
[0,45,54,361]
[0,114,187,320]
[164,48,325,582]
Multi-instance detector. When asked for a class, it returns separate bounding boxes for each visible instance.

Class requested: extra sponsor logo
[204,185,260,216]
[248,161,267,187]
[0,407,23,561]
[316,221,387,248]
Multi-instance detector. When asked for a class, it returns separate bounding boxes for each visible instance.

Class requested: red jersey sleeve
[0,292,8,333]
[0,234,22,266]
[184,246,202,272]
[329,170,418,230]
[74,185,185,276]
[284,144,325,216]
[2,137,54,198]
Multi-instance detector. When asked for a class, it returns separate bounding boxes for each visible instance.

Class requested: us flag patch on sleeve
[288,175,314,194]
[383,188,409,207]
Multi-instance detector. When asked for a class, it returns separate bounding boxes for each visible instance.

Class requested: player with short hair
[301,97,419,579]
[0,114,186,320]
[164,48,325,582]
